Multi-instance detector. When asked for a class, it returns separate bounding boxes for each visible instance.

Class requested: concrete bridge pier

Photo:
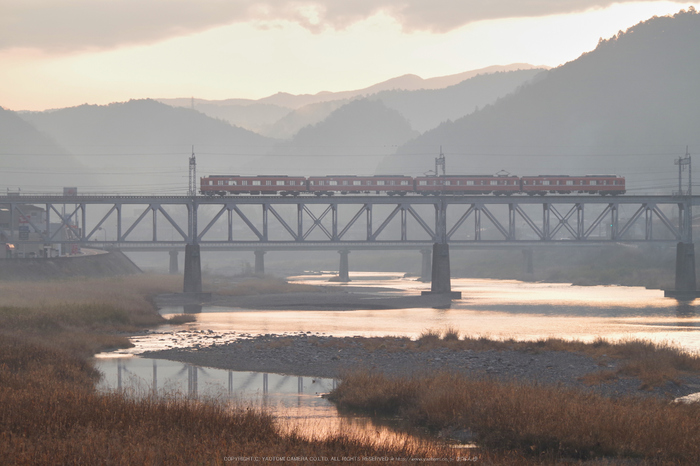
[664,242,700,298]
[254,250,266,276]
[675,242,696,291]
[169,250,179,275]
[420,248,432,282]
[183,243,202,293]
[338,249,350,282]
[421,243,461,298]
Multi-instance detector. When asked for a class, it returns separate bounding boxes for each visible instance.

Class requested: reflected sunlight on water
[95,273,700,446]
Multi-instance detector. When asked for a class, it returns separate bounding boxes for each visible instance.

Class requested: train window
[276,181,285,186]
[289,181,295,186]
[218,180,224,185]
[542,180,550,186]
[419,181,427,186]
[566,180,573,185]
[266,181,272,185]
[590,180,597,186]
[342,180,348,185]
[354,180,361,186]
[401,180,409,185]
[377,180,385,185]
[251,180,259,186]
[466,180,474,186]
[330,181,338,186]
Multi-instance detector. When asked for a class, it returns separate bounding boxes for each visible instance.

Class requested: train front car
[520,175,626,195]
[414,175,520,195]
[307,175,413,196]
[200,175,307,196]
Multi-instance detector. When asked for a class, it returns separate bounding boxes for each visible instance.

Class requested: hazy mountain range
[379,8,700,193]
[3,8,699,194]
[158,64,544,138]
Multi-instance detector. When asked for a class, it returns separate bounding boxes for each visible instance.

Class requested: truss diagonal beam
[85,205,118,240]
[583,204,613,239]
[616,205,646,239]
[370,204,402,241]
[549,204,579,239]
[337,204,369,240]
[302,205,333,240]
[514,205,544,239]
[479,205,510,239]
[231,205,263,240]
[447,205,475,239]
[406,205,436,239]
[267,205,299,241]
[652,205,681,239]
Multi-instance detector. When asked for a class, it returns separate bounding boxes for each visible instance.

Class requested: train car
[520,175,626,195]
[307,175,413,196]
[414,175,521,195]
[200,175,307,196]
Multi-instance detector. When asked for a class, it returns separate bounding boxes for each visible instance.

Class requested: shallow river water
[94,273,700,440]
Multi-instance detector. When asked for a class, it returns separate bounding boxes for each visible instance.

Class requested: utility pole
[188,147,197,197]
[675,146,691,197]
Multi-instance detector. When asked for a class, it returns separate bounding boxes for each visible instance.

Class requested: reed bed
[330,370,700,463]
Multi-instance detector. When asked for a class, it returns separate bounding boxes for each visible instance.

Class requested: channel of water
[94,273,700,441]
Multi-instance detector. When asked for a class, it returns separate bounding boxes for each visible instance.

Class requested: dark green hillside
[382,8,700,192]
[23,99,276,193]
[0,107,86,192]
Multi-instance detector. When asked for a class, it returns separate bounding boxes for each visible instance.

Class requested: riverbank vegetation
[0,275,456,464]
[330,370,700,463]
[4,275,700,463]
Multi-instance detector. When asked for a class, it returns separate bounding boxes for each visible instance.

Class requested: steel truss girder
[1,195,692,247]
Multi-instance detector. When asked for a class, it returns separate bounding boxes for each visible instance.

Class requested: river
[94,273,700,440]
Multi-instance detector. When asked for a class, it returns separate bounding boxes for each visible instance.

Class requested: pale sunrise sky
[1,1,698,112]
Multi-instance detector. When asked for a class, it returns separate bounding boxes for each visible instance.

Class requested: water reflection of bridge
[108,358,336,401]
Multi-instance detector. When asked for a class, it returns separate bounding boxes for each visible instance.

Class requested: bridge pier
[665,242,700,298]
[183,244,202,293]
[675,242,696,291]
[254,250,265,276]
[420,248,432,282]
[338,250,350,282]
[169,250,179,275]
[421,243,461,298]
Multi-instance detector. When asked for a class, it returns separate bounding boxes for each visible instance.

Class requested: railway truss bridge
[1,194,696,297]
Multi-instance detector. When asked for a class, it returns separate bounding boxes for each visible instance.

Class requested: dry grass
[330,370,700,463]
[335,330,700,389]
[0,274,181,312]
[0,276,469,464]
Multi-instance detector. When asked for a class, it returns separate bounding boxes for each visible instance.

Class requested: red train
[200,174,625,196]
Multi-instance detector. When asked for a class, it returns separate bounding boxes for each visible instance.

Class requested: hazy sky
[1,1,697,111]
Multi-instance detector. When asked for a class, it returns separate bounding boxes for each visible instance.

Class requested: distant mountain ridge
[157,64,545,137]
